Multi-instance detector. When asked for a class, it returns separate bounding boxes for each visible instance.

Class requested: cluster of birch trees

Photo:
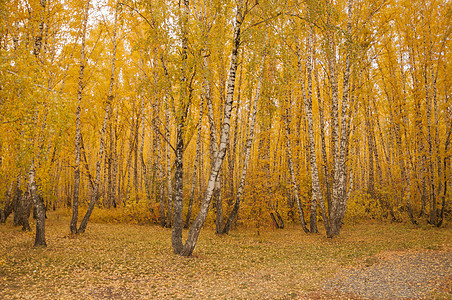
[0,0,450,255]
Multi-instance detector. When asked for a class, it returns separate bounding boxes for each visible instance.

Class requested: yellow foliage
[345,190,383,223]
[87,201,160,225]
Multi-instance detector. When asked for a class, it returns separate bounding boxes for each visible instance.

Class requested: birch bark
[78,3,118,233]
[286,37,310,233]
[70,0,89,234]
[301,26,330,235]
[223,45,266,234]
[203,56,223,234]
[181,2,244,256]
[330,0,353,236]
[171,0,190,254]
[184,93,203,228]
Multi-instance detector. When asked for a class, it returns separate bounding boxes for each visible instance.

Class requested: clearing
[0,211,450,299]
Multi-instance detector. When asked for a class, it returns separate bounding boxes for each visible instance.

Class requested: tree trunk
[13,175,23,226]
[171,0,191,255]
[29,162,46,247]
[172,121,185,253]
[152,94,166,226]
[107,122,114,209]
[1,180,15,223]
[181,3,244,256]
[20,190,32,231]
[284,88,309,234]
[329,0,353,237]
[202,53,223,235]
[78,4,117,233]
[134,108,140,203]
[299,27,330,235]
[226,51,244,213]
[112,124,118,208]
[140,96,151,206]
[314,40,332,228]
[223,45,266,234]
[184,93,203,228]
[162,103,172,227]
[70,0,90,235]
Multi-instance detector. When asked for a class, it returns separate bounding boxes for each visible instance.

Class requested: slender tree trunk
[171,0,191,254]
[157,135,165,226]
[29,161,46,247]
[184,94,203,228]
[125,122,135,205]
[314,43,332,223]
[107,122,114,209]
[1,181,14,223]
[325,15,339,222]
[71,0,90,234]
[134,109,140,203]
[78,4,117,233]
[329,0,353,236]
[151,94,166,226]
[181,3,244,256]
[222,45,266,234]
[299,27,330,235]
[12,174,23,226]
[202,54,222,235]
[227,51,244,212]
[20,190,32,232]
[305,27,318,233]
[214,174,223,234]
[165,106,173,228]
[140,96,151,206]
[172,120,185,253]
[284,89,309,234]
[112,125,118,208]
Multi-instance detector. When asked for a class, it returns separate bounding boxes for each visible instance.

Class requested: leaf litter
[0,213,450,299]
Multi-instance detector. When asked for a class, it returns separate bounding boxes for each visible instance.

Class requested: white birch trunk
[330,0,353,236]
[181,2,244,256]
[185,93,204,228]
[165,105,172,227]
[301,27,331,235]
[78,2,117,233]
[223,47,266,234]
[171,0,190,254]
[285,93,309,234]
[70,0,90,234]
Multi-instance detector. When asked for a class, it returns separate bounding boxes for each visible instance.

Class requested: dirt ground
[317,250,451,299]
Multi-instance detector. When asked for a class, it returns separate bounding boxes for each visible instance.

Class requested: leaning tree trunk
[180,2,244,256]
[226,51,244,212]
[222,46,266,234]
[202,53,222,234]
[78,3,117,233]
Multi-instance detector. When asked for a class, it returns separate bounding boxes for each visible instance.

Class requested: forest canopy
[0,0,451,255]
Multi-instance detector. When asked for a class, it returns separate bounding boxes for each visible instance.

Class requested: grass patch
[0,211,450,299]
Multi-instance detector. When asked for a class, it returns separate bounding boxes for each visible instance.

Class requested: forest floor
[0,210,451,299]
